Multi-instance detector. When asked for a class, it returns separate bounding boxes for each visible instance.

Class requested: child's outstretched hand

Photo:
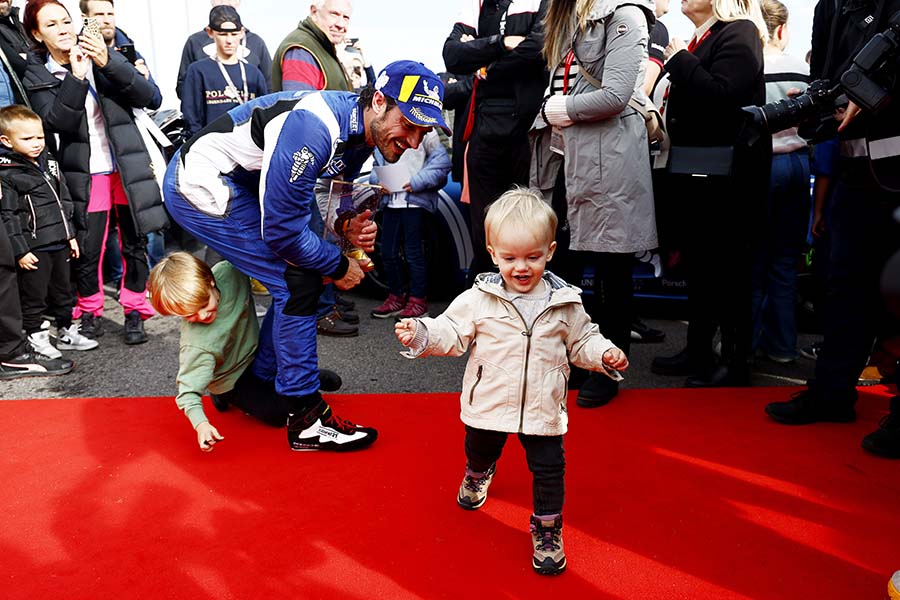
[196,422,224,452]
[395,319,417,346]
[602,348,629,371]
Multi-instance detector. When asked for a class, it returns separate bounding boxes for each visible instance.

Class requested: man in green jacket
[272,0,364,338]
[272,0,352,92]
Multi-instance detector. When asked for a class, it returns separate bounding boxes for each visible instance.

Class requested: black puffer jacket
[22,51,167,237]
[0,148,78,259]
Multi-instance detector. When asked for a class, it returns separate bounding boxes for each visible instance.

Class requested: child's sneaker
[529,514,566,575]
[457,463,496,510]
[371,293,407,319]
[398,296,428,319]
[0,351,73,379]
[287,401,377,451]
[889,570,900,600]
[799,341,822,360]
[27,330,61,359]
[79,312,104,339]
[56,324,99,351]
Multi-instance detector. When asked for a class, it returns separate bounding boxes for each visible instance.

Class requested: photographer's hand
[838,101,861,132]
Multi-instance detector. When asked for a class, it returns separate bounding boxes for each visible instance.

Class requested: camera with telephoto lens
[742,79,844,142]
[744,9,900,140]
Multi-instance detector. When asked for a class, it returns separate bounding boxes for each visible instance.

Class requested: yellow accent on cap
[398,76,420,102]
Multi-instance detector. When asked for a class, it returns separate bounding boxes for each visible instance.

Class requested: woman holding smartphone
[21,0,167,346]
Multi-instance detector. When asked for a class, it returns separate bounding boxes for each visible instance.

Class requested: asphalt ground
[0,286,819,401]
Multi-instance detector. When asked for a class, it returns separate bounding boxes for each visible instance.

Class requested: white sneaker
[57,324,99,351]
[27,330,61,359]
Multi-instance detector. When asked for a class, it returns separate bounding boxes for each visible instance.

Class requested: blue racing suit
[163,91,372,400]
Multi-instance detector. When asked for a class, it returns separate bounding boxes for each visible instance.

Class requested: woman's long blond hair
[543,0,596,67]
[713,0,770,44]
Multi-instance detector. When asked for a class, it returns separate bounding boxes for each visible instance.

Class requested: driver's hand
[346,209,377,252]
[334,257,365,290]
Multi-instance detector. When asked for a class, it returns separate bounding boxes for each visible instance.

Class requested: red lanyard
[562,49,576,94]
[687,29,712,53]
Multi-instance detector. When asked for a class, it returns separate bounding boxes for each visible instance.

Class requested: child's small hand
[69,239,80,259]
[602,348,629,371]
[395,319,417,346]
[18,252,38,270]
[196,422,224,452]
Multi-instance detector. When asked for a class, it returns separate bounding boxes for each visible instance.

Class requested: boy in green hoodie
[148,252,376,453]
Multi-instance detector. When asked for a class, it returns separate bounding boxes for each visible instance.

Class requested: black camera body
[840,10,900,113]
[744,9,900,140]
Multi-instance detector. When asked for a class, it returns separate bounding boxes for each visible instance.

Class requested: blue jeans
[381,207,427,298]
[751,151,811,359]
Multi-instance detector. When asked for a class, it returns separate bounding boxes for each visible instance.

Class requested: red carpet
[0,387,898,599]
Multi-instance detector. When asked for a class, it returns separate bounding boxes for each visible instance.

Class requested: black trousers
[680,175,755,370]
[814,166,900,406]
[214,367,287,428]
[76,206,148,299]
[0,222,24,358]
[465,131,530,279]
[17,246,73,333]
[465,425,565,516]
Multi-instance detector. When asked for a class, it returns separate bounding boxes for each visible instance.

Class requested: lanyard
[562,50,576,94]
[216,58,248,104]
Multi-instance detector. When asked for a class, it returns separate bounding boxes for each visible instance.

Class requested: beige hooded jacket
[408,272,619,436]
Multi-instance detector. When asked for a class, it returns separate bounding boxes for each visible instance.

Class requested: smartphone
[118,43,137,64]
[82,17,101,39]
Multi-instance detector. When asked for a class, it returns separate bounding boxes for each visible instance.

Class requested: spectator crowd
[0,0,899,579]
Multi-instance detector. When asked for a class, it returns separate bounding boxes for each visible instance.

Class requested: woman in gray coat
[540,0,657,407]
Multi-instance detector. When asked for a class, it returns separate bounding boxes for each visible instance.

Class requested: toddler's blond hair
[148,252,216,317]
[484,186,557,248]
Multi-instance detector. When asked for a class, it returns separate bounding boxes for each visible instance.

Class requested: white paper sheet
[373,163,411,193]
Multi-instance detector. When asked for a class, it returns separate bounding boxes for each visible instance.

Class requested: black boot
[318,368,342,392]
[651,348,711,376]
[861,396,900,458]
[124,311,148,345]
[684,364,750,388]
[576,372,618,408]
[765,381,856,425]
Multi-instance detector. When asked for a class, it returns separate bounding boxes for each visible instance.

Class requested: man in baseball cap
[373,60,451,136]
[207,5,242,32]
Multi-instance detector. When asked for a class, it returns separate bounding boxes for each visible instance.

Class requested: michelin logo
[290,147,315,183]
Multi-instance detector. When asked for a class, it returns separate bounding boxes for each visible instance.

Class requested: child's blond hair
[148,252,216,317]
[0,104,41,137]
[484,186,557,248]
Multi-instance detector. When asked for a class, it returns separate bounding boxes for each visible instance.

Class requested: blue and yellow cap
[374,60,451,135]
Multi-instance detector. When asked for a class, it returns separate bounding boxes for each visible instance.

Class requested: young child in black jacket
[0,105,97,358]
